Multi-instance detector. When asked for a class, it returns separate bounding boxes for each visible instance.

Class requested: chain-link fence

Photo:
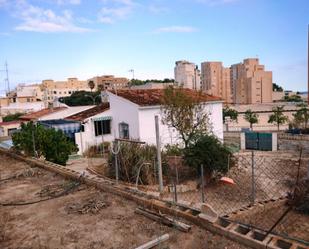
[114,148,309,244]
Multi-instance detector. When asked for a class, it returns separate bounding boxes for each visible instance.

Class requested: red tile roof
[65,103,110,121]
[111,89,222,106]
[20,107,67,121]
[0,121,21,126]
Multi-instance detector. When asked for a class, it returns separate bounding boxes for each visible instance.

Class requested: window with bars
[119,122,129,139]
[94,120,111,136]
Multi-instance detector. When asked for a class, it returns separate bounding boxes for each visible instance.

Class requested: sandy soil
[0,154,248,249]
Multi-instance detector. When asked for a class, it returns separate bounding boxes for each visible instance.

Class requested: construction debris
[66,195,110,214]
[134,233,169,249]
[135,207,191,232]
[36,181,80,198]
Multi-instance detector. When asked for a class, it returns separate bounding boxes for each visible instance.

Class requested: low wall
[278,133,309,155]
[223,132,241,149]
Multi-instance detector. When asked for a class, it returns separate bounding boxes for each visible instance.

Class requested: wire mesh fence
[122,149,309,244]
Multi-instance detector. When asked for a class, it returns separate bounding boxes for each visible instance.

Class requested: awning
[92,116,112,122]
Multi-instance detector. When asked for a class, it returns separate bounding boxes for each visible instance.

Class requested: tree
[268,106,288,131]
[88,80,95,92]
[272,83,283,92]
[59,91,101,106]
[223,106,238,123]
[293,103,309,129]
[244,109,259,130]
[12,122,77,165]
[161,86,210,148]
[2,112,24,122]
[282,94,303,102]
[184,134,232,180]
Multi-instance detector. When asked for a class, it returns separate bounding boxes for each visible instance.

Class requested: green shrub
[184,134,232,179]
[12,122,77,165]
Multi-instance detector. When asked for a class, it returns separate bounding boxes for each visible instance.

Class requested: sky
[0,0,308,95]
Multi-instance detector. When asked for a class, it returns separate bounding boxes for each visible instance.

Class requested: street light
[85,94,101,105]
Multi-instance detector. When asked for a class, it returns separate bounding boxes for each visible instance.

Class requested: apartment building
[16,84,44,101]
[88,75,129,91]
[231,58,272,104]
[201,62,232,103]
[174,60,201,90]
[200,58,272,104]
[42,78,91,102]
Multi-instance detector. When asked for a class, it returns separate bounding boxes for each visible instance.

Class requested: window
[94,120,111,136]
[119,122,129,139]
[54,91,57,94]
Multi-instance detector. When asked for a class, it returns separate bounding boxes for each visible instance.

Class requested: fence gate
[245,132,272,151]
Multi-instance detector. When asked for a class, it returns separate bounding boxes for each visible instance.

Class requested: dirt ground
[0,154,248,249]
[229,199,309,244]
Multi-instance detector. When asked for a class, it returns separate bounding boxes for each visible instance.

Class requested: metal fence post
[111,140,120,184]
[201,164,205,203]
[251,150,255,205]
[155,115,163,193]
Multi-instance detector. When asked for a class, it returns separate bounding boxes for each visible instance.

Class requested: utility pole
[155,115,163,193]
[5,61,10,94]
[307,25,309,104]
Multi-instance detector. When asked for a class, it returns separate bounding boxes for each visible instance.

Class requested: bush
[12,122,77,165]
[184,134,232,180]
[3,112,24,122]
[84,142,111,157]
[109,142,167,185]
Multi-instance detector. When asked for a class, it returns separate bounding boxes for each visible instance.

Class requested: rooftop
[0,121,21,126]
[111,89,221,106]
[20,107,67,121]
[65,103,110,121]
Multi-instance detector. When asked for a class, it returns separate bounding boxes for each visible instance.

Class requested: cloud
[11,1,92,33]
[98,0,136,24]
[153,26,198,34]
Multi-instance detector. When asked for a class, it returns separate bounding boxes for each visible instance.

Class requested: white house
[66,103,113,155]
[107,89,223,147]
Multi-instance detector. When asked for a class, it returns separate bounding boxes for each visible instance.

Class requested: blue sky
[0,0,308,95]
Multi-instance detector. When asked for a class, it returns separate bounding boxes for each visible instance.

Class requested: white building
[67,104,113,155]
[16,84,44,101]
[107,89,223,146]
[174,60,201,90]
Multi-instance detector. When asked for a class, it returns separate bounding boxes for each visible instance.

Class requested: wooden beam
[135,207,191,232]
[134,234,169,249]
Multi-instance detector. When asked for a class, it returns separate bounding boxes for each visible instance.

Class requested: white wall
[108,93,140,139]
[138,107,180,146]
[138,101,223,147]
[74,109,114,155]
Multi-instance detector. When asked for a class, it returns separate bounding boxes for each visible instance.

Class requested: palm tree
[244,109,259,130]
[268,106,288,131]
[88,80,95,92]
